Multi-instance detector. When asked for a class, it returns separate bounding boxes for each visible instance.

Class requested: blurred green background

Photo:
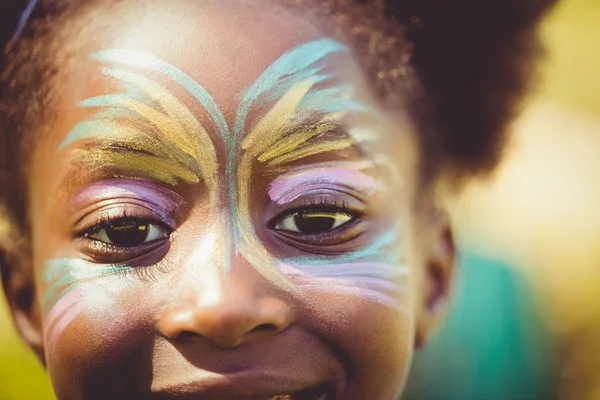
[2,0,600,398]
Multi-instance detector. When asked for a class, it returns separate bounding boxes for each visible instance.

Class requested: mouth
[262,382,336,400]
[145,377,340,400]
[144,332,345,400]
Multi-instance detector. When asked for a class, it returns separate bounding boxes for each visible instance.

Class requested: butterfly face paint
[33,7,417,396]
[44,38,407,323]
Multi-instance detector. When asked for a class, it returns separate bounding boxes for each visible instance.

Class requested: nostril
[251,323,278,334]
[176,330,200,342]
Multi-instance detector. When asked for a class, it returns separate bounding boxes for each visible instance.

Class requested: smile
[144,372,341,400]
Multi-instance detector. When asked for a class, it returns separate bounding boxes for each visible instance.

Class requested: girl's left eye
[88,219,170,247]
[274,211,354,235]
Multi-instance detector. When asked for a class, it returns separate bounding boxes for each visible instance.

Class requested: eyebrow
[240,81,361,169]
[259,120,359,166]
[70,142,199,185]
[57,66,221,190]
[57,40,369,200]
[63,117,359,180]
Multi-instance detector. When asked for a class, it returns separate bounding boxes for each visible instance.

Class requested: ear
[414,208,456,349]
[0,222,45,362]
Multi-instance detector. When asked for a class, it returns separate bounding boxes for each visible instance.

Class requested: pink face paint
[43,288,83,357]
[268,167,385,204]
[279,263,407,311]
[74,178,185,223]
[297,284,404,310]
[279,262,408,279]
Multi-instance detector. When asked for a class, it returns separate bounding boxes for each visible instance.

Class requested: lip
[146,372,340,400]
[141,329,347,399]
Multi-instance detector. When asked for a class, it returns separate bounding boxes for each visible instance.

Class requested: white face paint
[30,3,421,398]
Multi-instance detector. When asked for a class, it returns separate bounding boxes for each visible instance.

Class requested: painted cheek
[43,288,84,358]
[280,262,407,310]
[279,226,408,311]
[41,258,135,363]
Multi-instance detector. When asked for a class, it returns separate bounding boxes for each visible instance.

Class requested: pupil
[106,221,149,246]
[294,213,336,234]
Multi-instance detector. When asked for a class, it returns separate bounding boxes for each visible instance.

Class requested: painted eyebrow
[57,65,220,191]
[58,141,201,190]
[254,118,359,167]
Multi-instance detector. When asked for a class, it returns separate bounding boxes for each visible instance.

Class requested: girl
[0,0,555,398]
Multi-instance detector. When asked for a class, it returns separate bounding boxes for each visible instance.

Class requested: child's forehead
[52,0,379,125]
[67,1,339,90]
[34,0,419,199]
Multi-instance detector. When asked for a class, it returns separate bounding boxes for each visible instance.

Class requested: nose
[158,267,293,348]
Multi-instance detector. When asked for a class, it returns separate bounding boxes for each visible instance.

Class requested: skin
[0,1,455,399]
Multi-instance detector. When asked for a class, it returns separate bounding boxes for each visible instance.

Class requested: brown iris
[106,221,150,246]
[89,219,169,247]
[294,212,340,234]
[276,211,353,235]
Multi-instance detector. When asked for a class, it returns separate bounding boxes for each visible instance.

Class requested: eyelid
[70,179,185,227]
[74,202,175,239]
[268,168,383,205]
[269,189,367,217]
[77,229,172,268]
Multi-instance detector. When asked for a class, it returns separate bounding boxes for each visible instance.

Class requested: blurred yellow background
[1,0,599,398]
[448,0,600,398]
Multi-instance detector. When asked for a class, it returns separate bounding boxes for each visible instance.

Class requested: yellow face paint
[56,38,383,293]
[60,65,219,203]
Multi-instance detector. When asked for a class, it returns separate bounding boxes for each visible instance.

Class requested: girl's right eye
[87,219,171,247]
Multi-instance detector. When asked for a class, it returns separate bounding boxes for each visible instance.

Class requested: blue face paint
[283,224,403,270]
[228,38,365,255]
[52,38,389,294]
[91,49,231,139]
[43,258,133,316]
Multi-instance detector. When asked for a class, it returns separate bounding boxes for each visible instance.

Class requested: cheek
[40,264,154,397]
[282,255,414,398]
[295,274,415,399]
[281,262,408,309]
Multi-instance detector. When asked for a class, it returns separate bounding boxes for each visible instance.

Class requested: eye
[88,219,170,247]
[274,211,354,234]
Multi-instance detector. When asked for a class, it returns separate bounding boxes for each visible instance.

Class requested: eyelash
[76,211,174,281]
[76,210,172,240]
[120,257,175,282]
[269,198,362,226]
[75,197,363,273]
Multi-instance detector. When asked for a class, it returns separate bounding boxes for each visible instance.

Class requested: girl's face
[11,1,453,399]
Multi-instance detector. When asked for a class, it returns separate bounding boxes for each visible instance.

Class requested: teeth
[264,386,330,400]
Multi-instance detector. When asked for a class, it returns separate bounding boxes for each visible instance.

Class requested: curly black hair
[0,0,557,232]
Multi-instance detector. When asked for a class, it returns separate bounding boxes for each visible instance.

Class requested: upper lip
[140,329,346,399]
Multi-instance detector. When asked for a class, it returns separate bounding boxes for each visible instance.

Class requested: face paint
[42,258,133,359]
[75,178,186,225]
[263,157,406,308]
[59,61,221,196]
[233,39,374,288]
[43,38,406,348]
[279,223,407,310]
[43,288,82,357]
[268,162,385,205]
